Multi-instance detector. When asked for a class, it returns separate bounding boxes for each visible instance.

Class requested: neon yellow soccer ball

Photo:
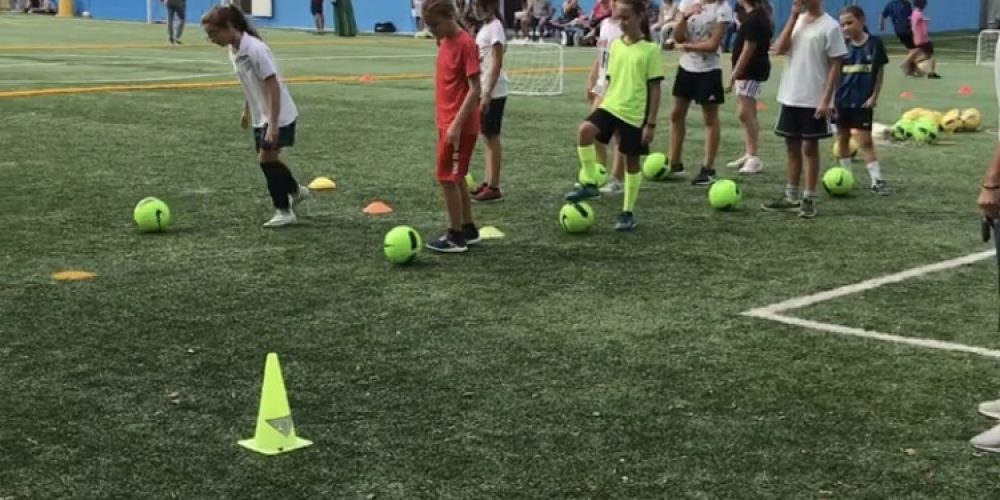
[960,108,982,132]
[559,201,595,233]
[383,225,423,265]
[832,136,860,159]
[578,164,609,187]
[912,118,939,144]
[133,197,171,232]
[822,167,855,196]
[708,179,742,210]
[641,153,669,180]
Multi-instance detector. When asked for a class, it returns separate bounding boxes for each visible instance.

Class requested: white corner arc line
[744,249,996,316]
[744,311,1000,359]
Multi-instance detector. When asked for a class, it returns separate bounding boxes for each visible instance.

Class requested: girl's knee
[802,140,819,157]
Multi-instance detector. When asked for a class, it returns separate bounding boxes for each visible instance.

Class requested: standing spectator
[162,0,187,45]
[311,0,325,34]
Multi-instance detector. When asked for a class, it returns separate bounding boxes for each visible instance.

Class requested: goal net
[505,40,564,96]
[977,29,1000,66]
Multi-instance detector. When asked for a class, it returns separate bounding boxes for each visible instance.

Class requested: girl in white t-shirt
[665,0,732,186]
[470,0,509,203]
[586,2,626,194]
[202,5,309,228]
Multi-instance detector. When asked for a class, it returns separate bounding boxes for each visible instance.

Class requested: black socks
[259,161,298,210]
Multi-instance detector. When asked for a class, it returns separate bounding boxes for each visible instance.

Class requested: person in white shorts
[586,1,625,194]
[971,39,1000,454]
[726,0,772,174]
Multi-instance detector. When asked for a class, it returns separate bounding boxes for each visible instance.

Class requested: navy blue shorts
[253,122,296,153]
[310,1,323,15]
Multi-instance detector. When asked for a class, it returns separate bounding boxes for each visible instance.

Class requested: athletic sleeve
[826,22,848,58]
[875,37,889,67]
[716,3,734,25]
[463,37,481,80]
[646,43,665,82]
[487,21,505,47]
[251,45,278,80]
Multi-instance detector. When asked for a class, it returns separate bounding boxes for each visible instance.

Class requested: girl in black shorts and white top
[726,0,772,175]
[470,0,509,203]
[667,0,733,185]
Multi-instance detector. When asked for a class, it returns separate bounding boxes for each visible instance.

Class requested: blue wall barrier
[71,0,981,35]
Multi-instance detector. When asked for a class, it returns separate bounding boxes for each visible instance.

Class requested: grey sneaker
[761,197,801,212]
[565,184,600,202]
[614,211,636,231]
[971,422,1000,453]
[600,179,624,194]
[798,198,817,219]
[871,180,892,196]
[979,399,1000,420]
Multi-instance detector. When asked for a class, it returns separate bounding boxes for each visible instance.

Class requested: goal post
[977,29,1000,66]
[505,40,564,97]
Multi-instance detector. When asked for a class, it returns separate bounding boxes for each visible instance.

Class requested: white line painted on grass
[743,249,999,358]
[744,250,996,316]
[745,311,1000,359]
[0,72,231,86]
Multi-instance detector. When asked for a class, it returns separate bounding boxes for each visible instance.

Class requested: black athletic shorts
[254,121,297,152]
[672,67,725,105]
[896,31,915,50]
[775,105,832,140]
[481,97,507,137]
[587,108,648,156]
[311,0,323,15]
[835,108,874,131]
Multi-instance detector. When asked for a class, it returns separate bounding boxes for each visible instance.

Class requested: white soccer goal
[505,40,564,96]
[977,29,1000,66]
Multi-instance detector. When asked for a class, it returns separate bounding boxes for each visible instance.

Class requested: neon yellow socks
[577,145,598,185]
[623,171,641,212]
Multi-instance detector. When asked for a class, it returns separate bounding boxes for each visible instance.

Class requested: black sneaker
[665,162,685,180]
[614,211,636,232]
[426,231,468,253]
[761,196,801,212]
[462,224,480,245]
[928,72,941,79]
[871,180,892,196]
[691,167,717,186]
[798,198,817,219]
[564,183,600,202]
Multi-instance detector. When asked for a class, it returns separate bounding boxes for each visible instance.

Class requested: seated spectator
[515,0,554,40]
[25,0,56,14]
[550,0,589,45]
[652,0,679,49]
[580,0,610,46]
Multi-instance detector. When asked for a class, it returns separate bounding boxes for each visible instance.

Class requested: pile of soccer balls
[887,107,982,145]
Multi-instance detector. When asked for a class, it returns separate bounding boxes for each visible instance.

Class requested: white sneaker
[971,422,1000,453]
[262,209,297,228]
[979,399,1000,420]
[726,154,750,169]
[738,156,764,175]
[600,179,624,194]
[290,185,312,215]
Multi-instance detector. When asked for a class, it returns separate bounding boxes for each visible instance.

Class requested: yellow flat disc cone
[479,226,505,239]
[308,176,336,190]
[52,270,97,281]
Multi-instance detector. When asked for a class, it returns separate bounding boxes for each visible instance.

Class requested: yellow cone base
[238,436,313,456]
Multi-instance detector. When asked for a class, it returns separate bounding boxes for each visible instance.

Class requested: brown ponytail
[202,4,262,40]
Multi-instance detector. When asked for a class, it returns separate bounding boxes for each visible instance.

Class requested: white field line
[742,249,1000,358]
[744,250,996,316]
